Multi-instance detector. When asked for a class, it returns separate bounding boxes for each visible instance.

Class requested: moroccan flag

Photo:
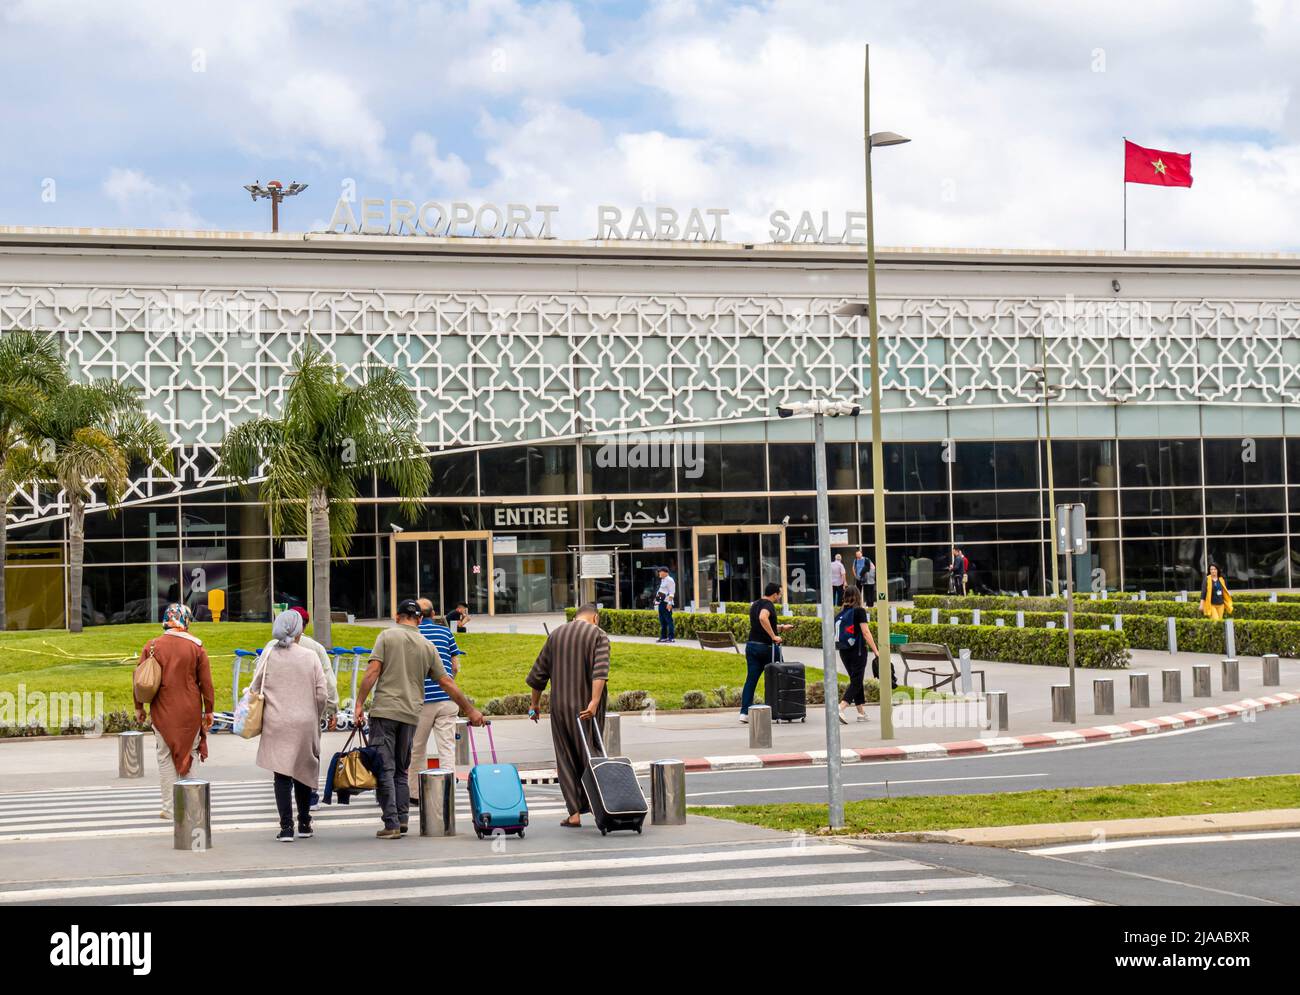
[1124,140,1192,187]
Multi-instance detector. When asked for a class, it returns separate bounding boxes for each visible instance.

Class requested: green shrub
[913,593,1300,622]
[681,690,708,709]
[613,689,651,712]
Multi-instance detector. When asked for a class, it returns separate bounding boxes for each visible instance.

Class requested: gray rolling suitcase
[577,714,648,836]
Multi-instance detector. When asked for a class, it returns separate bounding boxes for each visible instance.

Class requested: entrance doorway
[388,531,492,618]
[692,526,786,608]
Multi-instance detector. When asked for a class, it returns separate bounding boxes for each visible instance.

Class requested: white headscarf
[271,609,303,649]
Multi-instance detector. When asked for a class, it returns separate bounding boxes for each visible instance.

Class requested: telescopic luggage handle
[466,719,496,765]
[575,712,608,762]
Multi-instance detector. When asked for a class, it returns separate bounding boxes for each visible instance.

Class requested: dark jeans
[369,716,416,829]
[273,772,313,830]
[742,641,779,714]
[833,585,843,606]
[840,650,867,706]
[658,602,675,640]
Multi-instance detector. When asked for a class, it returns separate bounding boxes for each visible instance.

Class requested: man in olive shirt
[356,599,486,838]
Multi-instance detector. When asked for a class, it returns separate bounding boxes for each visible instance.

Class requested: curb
[519,689,1300,783]
[868,807,1300,849]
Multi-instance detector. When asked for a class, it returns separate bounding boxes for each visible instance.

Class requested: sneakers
[276,827,295,842]
[838,709,849,725]
[399,822,409,835]
[376,827,402,840]
[159,811,170,820]
[738,714,749,724]
[297,823,314,839]
[856,715,869,723]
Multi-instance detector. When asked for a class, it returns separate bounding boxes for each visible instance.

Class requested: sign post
[1055,503,1088,723]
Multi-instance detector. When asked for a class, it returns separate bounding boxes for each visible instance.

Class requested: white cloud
[101,168,203,229]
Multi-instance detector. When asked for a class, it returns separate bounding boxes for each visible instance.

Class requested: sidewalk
[2,645,1296,793]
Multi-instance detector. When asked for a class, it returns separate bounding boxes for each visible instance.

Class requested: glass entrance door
[692,527,786,608]
[389,532,492,617]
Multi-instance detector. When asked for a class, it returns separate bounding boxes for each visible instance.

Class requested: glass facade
[8,434,1298,626]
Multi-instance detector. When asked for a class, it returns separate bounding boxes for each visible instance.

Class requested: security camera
[781,515,791,526]
[1111,279,1121,293]
[389,523,404,534]
[777,406,795,419]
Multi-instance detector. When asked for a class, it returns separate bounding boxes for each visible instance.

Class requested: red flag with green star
[1124,139,1192,187]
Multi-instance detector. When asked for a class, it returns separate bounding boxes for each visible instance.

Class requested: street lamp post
[1032,361,1063,597]
[243,180,308,233]
[837,42,910,743]
[777,399,859,830]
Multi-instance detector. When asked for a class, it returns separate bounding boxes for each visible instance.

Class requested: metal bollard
[173,778,211,851]
[1166,617,1178,654]
[904,614,912,623]
[1093,678,1115,715]
[958,648,972,695]
[949,616,958,625]
[995,618,1005,627]
[985,690,1008,732]
[1101,623,1110,631]
[455,718,470,767]
[1129,672,1150,708]
[117,731,145,779]
[1269,592,1278,603]
[1015,611,1025,628]
[1162,669,1182,703]
[1192,664,1211,697]
[1221,658,1240,692]
[650,759,687,825]
[1224,619,1236,660]
[603,713,622,757]
[972,608,981,625]
[1114,614,1123,631]
[1139,590,1147,601]
[1262,654,1280,686]
[1046,620,1056,629]
[889,605,897,623]
[1051,685,1073,723]
[748,704,773,749]
[930,608,939,624]
[418,768,456,837]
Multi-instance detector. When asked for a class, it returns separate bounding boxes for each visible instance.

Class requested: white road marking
[688,772,1049,798]
[1024,829,1300,856]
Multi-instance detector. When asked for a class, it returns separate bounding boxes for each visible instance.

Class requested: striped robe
[525,619,611,816]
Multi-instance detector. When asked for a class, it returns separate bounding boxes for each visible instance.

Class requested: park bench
[898,641,985,694]
[697,630,741,653]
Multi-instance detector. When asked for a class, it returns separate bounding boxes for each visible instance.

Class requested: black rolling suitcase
[577,714,648,836]
[764,645,806,722]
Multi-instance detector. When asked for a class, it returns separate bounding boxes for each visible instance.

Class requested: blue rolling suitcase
[467,723,529,839]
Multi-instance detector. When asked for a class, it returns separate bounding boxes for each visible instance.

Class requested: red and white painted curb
[515,690,1299,783]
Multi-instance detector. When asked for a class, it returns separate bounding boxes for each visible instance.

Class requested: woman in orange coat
[1199,564,1233,621]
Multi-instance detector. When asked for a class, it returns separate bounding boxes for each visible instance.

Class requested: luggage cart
[212,648,262,732]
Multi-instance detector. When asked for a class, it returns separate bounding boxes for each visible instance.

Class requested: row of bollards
[1051,653,1283,721]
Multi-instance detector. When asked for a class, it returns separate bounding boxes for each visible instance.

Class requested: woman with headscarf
[134,604,215,820]
[1200,564,1234,622]
[250,610,327,841]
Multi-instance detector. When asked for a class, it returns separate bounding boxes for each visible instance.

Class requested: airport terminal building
[2,225,1299,628]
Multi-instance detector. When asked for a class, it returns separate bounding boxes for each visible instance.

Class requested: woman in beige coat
[251,610,327,841]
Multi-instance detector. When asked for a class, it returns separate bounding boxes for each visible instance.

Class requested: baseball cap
[396,598,422,618]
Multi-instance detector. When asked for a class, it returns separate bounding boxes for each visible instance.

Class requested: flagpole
[1122,136,1127,251]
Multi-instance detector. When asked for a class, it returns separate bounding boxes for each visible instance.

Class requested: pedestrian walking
[355,598,485,839]
[1199,564,1233,621]
[526,604,611,828]
[409,597,465,801]
[740,582,792,723]
[835,586,880,724]
[949,546,968,595]
[864,555,877,607]
[251,610,327,842]
[654,565,676,642]
[830,553,846,606]
[133,603,214,820]
[259,605,337,729]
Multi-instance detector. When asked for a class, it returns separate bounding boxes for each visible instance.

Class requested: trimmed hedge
[905,606,1300,657]
[712,601,819,616]
[572,607,1129,669]
[912,594,1300,622]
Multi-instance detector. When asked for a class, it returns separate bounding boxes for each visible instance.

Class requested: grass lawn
[0,622,834,717]
[692,775,1300,835]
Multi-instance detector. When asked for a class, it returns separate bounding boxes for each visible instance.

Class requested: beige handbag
[132,640,163,704]
[236,655,269,739]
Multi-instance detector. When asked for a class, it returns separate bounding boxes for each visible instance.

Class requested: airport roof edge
[2,225,1300,271]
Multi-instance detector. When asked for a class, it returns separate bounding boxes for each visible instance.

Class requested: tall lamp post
[776,398,860,830]
[244,180,308,233]
[1031,362,1063,596]
[837,42,910,744]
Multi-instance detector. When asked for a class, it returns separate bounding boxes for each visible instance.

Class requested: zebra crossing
[0,837,1094,906]
[0,778,569,843]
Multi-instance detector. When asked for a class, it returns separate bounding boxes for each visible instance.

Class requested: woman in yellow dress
[1200,564,1233,621]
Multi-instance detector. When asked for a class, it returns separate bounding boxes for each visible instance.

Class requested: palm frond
[282,346,341,438]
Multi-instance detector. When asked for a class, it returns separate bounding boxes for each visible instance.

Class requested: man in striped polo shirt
[408,597,466,803]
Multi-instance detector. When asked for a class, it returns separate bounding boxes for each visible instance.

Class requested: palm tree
[217,346,431,649]
[0,330,70,630]
[27,380,173,632]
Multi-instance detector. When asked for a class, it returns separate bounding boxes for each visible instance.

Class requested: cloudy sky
[3,0,1298,251]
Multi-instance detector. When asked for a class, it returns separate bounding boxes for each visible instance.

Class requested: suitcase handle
[575,712,607,763]
[466,720,495,765]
